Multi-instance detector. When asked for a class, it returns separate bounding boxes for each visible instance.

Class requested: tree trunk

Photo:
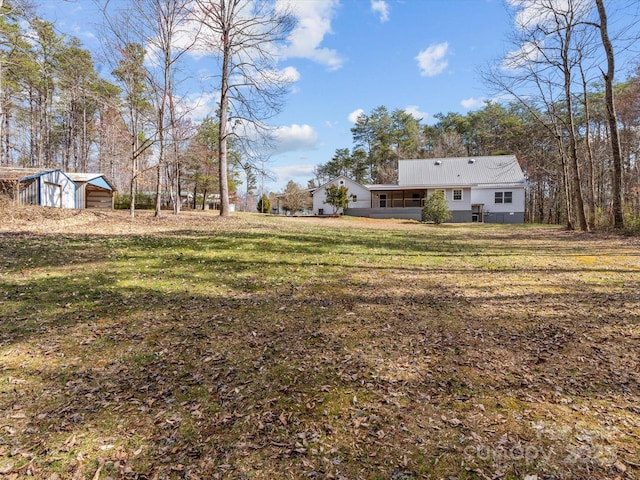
[561,24,588,231]
[218,20,231,217]
[595,0,624,229]
[154,163,162,217]
[580,64,597,230]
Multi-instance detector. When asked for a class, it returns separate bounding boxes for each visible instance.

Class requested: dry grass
[0,206,638,479]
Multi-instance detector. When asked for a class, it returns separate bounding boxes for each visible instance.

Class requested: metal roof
[398,155,526,187]
[66,172,116,191]
[0,168,115,191]
[0,167,58,182]
[310,175,367,194]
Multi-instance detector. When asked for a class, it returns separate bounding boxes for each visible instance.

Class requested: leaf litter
[0,208,638,479]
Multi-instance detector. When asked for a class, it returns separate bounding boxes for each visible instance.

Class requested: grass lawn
[0,208,639,479]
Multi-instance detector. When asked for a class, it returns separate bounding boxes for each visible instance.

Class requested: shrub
[114,193,156,210]
[421,191,451,224]
[257,194,271,214]
[324,184,349,214]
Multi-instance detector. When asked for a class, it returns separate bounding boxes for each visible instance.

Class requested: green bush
[623,209,640,235]
[114,193,156,210]
[421,191,451,224]
[257,194,271,214]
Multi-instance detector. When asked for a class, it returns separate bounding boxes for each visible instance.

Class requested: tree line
[1,0,639,230]
[314,0,640,232]
[0,0,292,217]
[313,82,639,231]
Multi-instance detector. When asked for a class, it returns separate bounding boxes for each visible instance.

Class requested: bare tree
[128,0,198,217]
[113,43,155,217]
[594,0,624,229]
[487,0,595,230]
[487,0,640,230]
[281,180,310,215]
[193,0,295,217]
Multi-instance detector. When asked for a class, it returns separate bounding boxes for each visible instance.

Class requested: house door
[472,204,484,222]
[379,194,387,208]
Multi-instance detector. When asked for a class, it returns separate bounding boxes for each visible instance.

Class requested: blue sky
[37,1,566,191]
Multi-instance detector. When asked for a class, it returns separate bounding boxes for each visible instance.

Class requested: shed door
[43,181,62,207]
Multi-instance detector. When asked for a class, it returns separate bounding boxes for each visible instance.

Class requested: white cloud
[405,105,428,121]
[277,0,344,70]
[272,124,319,153]
[502,40,542,71]
[371,0,390,23]
[348,109,365,123]
[179,92,218,122]
[415,42,449,77]
[507,0,590,31]
[260,65,301,85]
[279,66,301,83]
[461,97,485,110]
[271,163,316,183]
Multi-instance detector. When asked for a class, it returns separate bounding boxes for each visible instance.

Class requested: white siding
[312,177,371,215]
[39,171,76,208]
[434,187,471,211]
[470,187,525,213]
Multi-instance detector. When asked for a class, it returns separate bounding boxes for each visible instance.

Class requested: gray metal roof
[398,155,525,187]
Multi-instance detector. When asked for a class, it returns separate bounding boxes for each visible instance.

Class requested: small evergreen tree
[324,184,349,214]
[421,191,451,224]
[257,193,271,214]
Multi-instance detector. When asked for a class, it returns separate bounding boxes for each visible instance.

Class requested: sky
[37,0,635,193]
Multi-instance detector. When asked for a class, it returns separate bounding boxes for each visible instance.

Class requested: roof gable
[66,172,115,191]
[312,175,368,194]
[398,156,525,187]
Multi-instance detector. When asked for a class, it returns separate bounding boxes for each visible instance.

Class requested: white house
[310,156,527,223]
[312,175,370,215]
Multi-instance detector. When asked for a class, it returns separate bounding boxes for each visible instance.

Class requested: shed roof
[398,155,525,187]
[0,167,59,182]
[66,172,116,191]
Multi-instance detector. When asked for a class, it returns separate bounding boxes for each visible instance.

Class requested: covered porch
[369,188,427,209]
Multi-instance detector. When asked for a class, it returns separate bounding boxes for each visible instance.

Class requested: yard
[0,206,638,479]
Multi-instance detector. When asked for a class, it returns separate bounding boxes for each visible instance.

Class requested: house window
[495,191,513,204]
[453,189,463,201]
[351,194,357,203]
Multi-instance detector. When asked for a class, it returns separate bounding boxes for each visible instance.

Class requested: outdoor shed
[0,167,76,208]
[67,172,116,209]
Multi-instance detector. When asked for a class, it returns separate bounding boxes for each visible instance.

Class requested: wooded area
[0,0,291,217]
[1,0,639,230]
